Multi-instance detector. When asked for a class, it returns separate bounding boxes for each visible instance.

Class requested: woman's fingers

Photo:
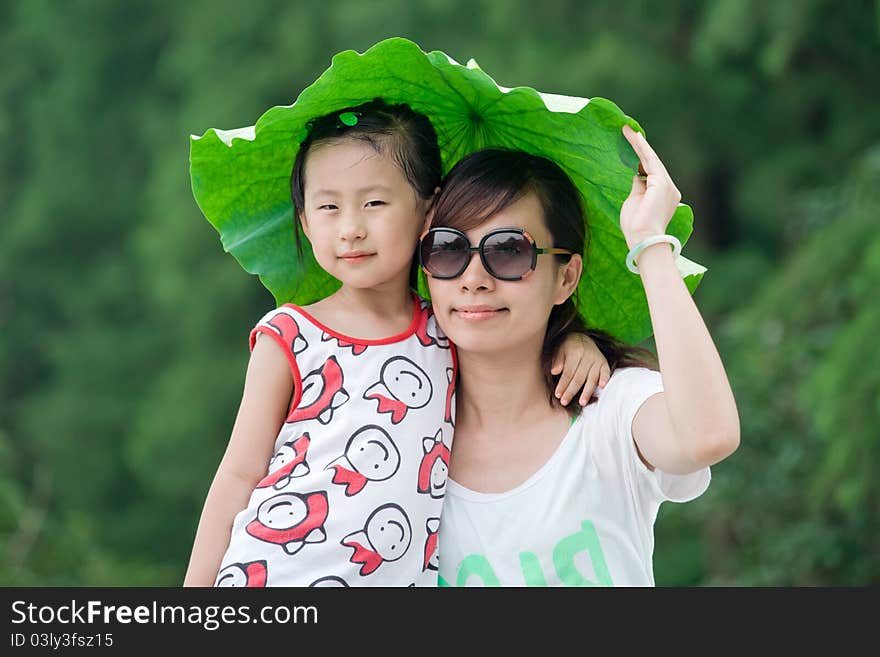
[622,125,671,182]
[628,173,647,198]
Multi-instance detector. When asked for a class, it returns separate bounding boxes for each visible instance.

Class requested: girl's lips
[339,253,375,263]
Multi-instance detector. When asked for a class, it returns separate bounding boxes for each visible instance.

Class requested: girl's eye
[318,204,338,211]
[365,200,386,207]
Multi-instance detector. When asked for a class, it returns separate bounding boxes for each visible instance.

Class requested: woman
[419,125,740,586]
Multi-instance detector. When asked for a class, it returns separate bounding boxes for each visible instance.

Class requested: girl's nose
[338,211,366,242]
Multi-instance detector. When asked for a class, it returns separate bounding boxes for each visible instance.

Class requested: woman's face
[426,192,580,357]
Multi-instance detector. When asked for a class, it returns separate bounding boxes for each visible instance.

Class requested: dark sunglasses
[419,227,574,281]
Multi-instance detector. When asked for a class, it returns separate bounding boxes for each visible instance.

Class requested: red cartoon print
[342,504,412,576]
[423,518,440,571]
[363,356,433,424]
[215,560,268,587]
[417,428,450,499]
[266,310,308,355]
[321,331,368,356]
[246,491,329,555]
[287,356,350,424]
[256,433,311,490]
[326,425,400,496]
[415,306,450,349]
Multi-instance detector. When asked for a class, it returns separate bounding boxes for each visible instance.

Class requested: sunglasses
[419,227,574,281]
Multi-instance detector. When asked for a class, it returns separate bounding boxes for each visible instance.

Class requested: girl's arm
[620,125,740,475]
[183,335,294,586]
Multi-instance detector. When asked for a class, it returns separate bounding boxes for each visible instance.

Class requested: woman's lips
[453,306,507,321]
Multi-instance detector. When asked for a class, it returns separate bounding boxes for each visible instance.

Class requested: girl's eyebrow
[310,184,392,197]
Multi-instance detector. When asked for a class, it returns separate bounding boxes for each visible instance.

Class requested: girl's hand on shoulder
[551,333,611,406]
[620,125,682,249]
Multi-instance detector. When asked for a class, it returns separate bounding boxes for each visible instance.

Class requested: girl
[420,129,740,586]
[183,100,609,587]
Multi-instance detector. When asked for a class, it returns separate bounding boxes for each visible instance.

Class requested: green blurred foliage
[1,0,877,585]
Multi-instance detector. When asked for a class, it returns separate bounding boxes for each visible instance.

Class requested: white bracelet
[625,234,682,274]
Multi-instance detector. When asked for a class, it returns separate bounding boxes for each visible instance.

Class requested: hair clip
[338,111,360,127]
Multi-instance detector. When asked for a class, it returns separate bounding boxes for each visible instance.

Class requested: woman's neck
[455,344,560,438]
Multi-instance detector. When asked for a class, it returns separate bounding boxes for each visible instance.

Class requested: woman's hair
[290,98,442,288]
[430,148,658,416]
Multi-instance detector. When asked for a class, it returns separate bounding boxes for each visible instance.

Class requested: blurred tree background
[1,0,877,586]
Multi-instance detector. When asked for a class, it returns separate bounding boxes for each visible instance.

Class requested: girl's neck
[303,279,416,340]
[333,280,414,317]
[455,344,562,439]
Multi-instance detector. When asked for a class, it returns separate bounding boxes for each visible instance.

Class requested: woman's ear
[554,254,583,305]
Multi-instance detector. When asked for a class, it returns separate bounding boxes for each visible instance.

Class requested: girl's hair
[290,98,442,289]
[430,148,658,416]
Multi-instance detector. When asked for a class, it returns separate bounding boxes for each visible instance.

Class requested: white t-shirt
[437,367,710,587]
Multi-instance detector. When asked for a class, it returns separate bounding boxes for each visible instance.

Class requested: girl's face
[426,192,581,356]
[300,138,427,291]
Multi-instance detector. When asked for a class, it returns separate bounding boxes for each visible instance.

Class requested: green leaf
[190,36,704,343]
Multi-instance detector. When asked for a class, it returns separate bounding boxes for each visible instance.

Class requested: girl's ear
[298,211,311,240]
[554,254,583,306]
[423,206,435,233]
[422,188,439,232]
[423,186,441,230]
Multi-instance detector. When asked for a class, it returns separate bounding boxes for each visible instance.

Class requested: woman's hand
[620,125,682,249]
[551,333,611,406]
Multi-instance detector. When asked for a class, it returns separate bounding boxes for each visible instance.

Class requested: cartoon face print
[257,433,311,490]
[423,518,440,572]
[417,428,450,498]
[326,425,400,496]
[215,560,268,587]
[363,356,433,424]
[365,504,412,560]
[347,425,400,479]
[342,503,412,576]
[321,331,367,356]
[265,309,308,355]
[287,356,350,424]
[246,491,328,555]
[309,576,349,587]
[383,357,433,407]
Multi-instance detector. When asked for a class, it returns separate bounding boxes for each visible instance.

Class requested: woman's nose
[458,250,494,292]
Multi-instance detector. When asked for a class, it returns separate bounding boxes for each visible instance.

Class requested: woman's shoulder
[593,366,663,414]
[598,366,662,394]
